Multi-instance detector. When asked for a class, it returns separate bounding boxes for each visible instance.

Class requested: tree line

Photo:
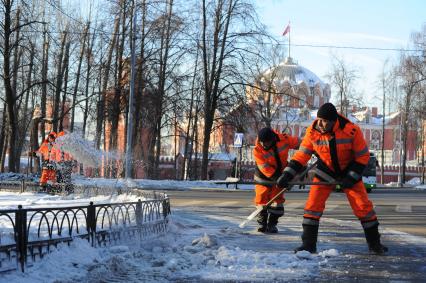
[0,0,281,179]
[0,0,424,182]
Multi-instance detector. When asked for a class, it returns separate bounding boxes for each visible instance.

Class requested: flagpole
[282,21,291,58]
[288,25,291,58]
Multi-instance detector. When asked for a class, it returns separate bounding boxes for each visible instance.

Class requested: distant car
[362,152,377,193]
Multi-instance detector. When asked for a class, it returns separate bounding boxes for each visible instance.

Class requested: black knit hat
[258,127,277,142]
[317,102,338,121]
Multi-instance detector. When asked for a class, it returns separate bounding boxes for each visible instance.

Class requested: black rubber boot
[364,224,388,255]
[267,213,279,233]
[257,209,268,233]
[39,184,47,193]
[266,206,284,233]
[294,224,319,253]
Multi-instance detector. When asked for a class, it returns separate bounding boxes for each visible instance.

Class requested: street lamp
[125,1,137,179]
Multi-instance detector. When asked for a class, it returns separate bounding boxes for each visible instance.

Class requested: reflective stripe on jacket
[253,131,300,181]
[292,115,369,176]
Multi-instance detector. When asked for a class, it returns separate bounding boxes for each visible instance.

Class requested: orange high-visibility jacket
[253,131,300,181]
[37,140,60,163]
[291,115,369,178]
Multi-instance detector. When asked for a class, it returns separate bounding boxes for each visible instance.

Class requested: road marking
[285,203,304,210]
[395,204,412,213]
[219,201,241,206]
[325,204,339,211]
[173,200,207,206]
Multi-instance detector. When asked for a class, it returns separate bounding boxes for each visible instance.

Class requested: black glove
[341,171,360,188]
[277,171,294,189]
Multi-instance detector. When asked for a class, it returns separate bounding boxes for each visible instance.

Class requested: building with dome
[213,57,331,158]
[213,57,420,174]
[97,55,422,182]
[251,56,330,109]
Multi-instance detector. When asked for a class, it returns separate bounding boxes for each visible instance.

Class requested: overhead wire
[40,0,421,53]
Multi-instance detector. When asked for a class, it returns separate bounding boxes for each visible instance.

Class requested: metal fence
[0,185,171,273]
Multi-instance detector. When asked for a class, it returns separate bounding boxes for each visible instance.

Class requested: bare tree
[95,15,119,150]
[198,0,266,179]
[70,22,89,132]
[377,59,395,183]
[408,24,426,183]
[327,54,361,116]
[396,54,424,183]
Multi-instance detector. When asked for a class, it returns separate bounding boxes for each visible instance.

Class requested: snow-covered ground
[1,176,426,282]
[0,186,337,282]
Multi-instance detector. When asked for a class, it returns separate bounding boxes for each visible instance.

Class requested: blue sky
[255,0,425,111]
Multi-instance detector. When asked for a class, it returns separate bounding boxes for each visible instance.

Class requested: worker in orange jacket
[277,103,388,254]
[253,127,300,233]
[37,132,59,189]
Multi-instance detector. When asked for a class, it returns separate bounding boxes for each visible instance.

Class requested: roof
[263,57,327,89]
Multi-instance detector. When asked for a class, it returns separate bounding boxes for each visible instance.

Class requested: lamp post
[125,1,137,179]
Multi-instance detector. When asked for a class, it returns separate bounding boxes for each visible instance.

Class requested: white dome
[264,57,326,89]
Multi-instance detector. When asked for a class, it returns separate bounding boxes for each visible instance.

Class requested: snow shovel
[239,161,318,229]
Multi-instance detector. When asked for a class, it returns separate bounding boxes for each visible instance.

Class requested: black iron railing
[0,193,171,272]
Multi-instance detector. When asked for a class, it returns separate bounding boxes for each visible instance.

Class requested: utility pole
[125,0,137,179]
[397,110,403,187]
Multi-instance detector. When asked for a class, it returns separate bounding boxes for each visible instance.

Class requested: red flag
[282,23,290,36]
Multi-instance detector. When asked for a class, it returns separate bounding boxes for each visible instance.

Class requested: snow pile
[1,205,336,282]
[55,132,120,167]
[407,177,420,185]
[0,172,38,182]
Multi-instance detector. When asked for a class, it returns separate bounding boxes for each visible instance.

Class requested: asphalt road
[162,186,426,281]
[164,187,426,238]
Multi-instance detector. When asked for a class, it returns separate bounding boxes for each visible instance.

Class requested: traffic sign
[234,133,243,147]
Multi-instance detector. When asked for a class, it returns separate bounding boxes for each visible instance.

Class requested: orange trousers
[303,177,377,222]
[40,169,56,185]
[254,185,285,205]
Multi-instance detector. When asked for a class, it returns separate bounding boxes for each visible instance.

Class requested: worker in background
[253,127,300,233]
[37,132,59,191]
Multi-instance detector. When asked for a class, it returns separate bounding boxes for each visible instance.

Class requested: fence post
[20,180,25,193]
[136,199,143,227]
[86,202,96,247]
[162,199,170,218]
[15,205,27,272]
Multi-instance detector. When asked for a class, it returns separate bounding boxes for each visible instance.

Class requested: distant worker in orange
[277,103,388,254]
[37,132,60,190]
[253,127,300,233]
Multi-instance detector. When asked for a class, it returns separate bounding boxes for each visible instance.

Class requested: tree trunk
[95,17,119,151]
[30,117,42,174]
[401,92,411,183]
[82,29,96,139]
[381,73,386,184]
[71,23,89,132]
[40,23,49,143]
[16,43,35,172]
[181,47,199,180]
[53,31,68,132]
[200,0,233,180]
[59,41,71,132]
[0,103,7,172]
[11,8,21,102]
[2,0,19,172]
[152,0,174,179]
